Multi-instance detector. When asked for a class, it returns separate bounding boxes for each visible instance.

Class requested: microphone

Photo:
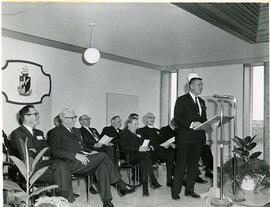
[213,94,234,99]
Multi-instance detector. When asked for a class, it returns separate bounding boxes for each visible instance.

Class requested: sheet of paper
[36,135,44,140]
[160,137,175,147]
[98,135,113,145]
[142,139,150,147]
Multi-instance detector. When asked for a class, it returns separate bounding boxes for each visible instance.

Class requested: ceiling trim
[2,28,268,72]
[2,28,162,71]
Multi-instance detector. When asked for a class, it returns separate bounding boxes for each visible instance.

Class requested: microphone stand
[211,95,232,207]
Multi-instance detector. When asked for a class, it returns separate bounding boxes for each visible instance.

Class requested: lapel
[19,125,36,149]
[81,127,97,142]
[20,125,34,138]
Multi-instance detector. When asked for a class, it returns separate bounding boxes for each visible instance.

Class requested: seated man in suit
[119,117,160,196]
[160,119,177,150]
[10,105,74,202]
[48,108,136,207]
[137,113,175,187]
[100,115,122,147]
[79,114,116,164]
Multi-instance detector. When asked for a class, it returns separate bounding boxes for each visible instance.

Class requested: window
[170,72,177,120]
[251,65,264,158]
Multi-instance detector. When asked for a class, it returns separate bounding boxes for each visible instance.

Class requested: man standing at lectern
[171,73,207,200]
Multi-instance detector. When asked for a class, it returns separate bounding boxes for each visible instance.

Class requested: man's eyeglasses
[64,116,77,120]
[147,116,155,119]
[25,113,39,117]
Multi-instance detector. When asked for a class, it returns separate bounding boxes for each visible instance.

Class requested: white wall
[2,37,161,136]
[177,65,244,137]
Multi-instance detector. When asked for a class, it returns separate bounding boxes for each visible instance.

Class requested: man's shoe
[205,171,213,179]
[142,189,149,196]
[73,193,80,198]
[150,183,162,189]
[118,186,135,197]
[103,200,114,207]
[196,177,208,184]
[172,193,180,200]
[89,186,98,194]
[185,191,200,199]
[130,183,142,191]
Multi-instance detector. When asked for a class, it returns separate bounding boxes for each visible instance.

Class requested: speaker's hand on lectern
[192,121,201,129]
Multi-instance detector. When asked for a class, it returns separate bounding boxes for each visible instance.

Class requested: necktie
[195,97,200,115]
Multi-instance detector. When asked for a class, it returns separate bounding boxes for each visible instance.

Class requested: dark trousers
[64,152,120,203]
[151,148,175,182]
[96,146,117,165]
[172,140,202,194]
[200,144,213,171]
[37,159,73,202]
[129,151,158,187]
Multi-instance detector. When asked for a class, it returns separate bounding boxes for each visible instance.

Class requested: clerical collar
[147,125,154,128]
[23,124,33,135]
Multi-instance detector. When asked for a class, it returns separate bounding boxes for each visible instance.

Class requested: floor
[69,167,270,207]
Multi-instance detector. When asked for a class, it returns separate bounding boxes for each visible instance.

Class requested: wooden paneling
[174,3,269,44]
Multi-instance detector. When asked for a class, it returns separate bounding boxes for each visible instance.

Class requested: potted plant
[3,138,58,206]
[224,135,270,192]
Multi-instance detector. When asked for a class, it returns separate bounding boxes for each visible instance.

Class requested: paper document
[194,115,233,131]
[142,139,150,147]
[81,150,91,155]
[98,135,113,145]
[160,137,175,147]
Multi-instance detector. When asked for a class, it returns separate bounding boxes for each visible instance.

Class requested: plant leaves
[246,142,256,150]
[244,136,251,144]
[31,147,49,176]
[30,166,49,187]
[250,151,262,159]
[3,180,24,191]
[30,185,58,197]
[250,134,257,143]
[232,138,242,148]
[234,136,246,147]
[10,156,27,180]
[11,191,28,200]
[233,148,243,155]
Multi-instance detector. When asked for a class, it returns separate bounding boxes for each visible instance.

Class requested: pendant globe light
[83,23,100,64]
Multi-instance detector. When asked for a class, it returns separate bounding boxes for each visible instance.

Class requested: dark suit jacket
[119,129,143,153]
[137,126,162,151]
[174,93,207,144]
[160,125,177,142]
[47,125,90,162]
[100,126,121,146]
[79,127,100,149]
[10,125,49,161]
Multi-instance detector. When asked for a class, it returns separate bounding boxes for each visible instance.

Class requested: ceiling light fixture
[83,23,100,64]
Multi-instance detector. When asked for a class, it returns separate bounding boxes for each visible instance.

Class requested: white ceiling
[1,2,269,66]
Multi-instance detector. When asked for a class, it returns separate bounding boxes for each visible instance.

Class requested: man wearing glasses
[137,112,175,188]
[10,105,74,202]
[48,108,137,207]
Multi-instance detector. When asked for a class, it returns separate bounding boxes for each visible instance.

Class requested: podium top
[194,115,234,131]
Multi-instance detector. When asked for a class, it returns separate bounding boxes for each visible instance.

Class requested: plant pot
[240,174,265,191]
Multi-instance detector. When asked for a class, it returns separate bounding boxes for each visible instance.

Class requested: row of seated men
[8,105,213,207]
[9,105,138,207]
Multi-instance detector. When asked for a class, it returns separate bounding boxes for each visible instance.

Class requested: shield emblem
[17,69,32,96]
